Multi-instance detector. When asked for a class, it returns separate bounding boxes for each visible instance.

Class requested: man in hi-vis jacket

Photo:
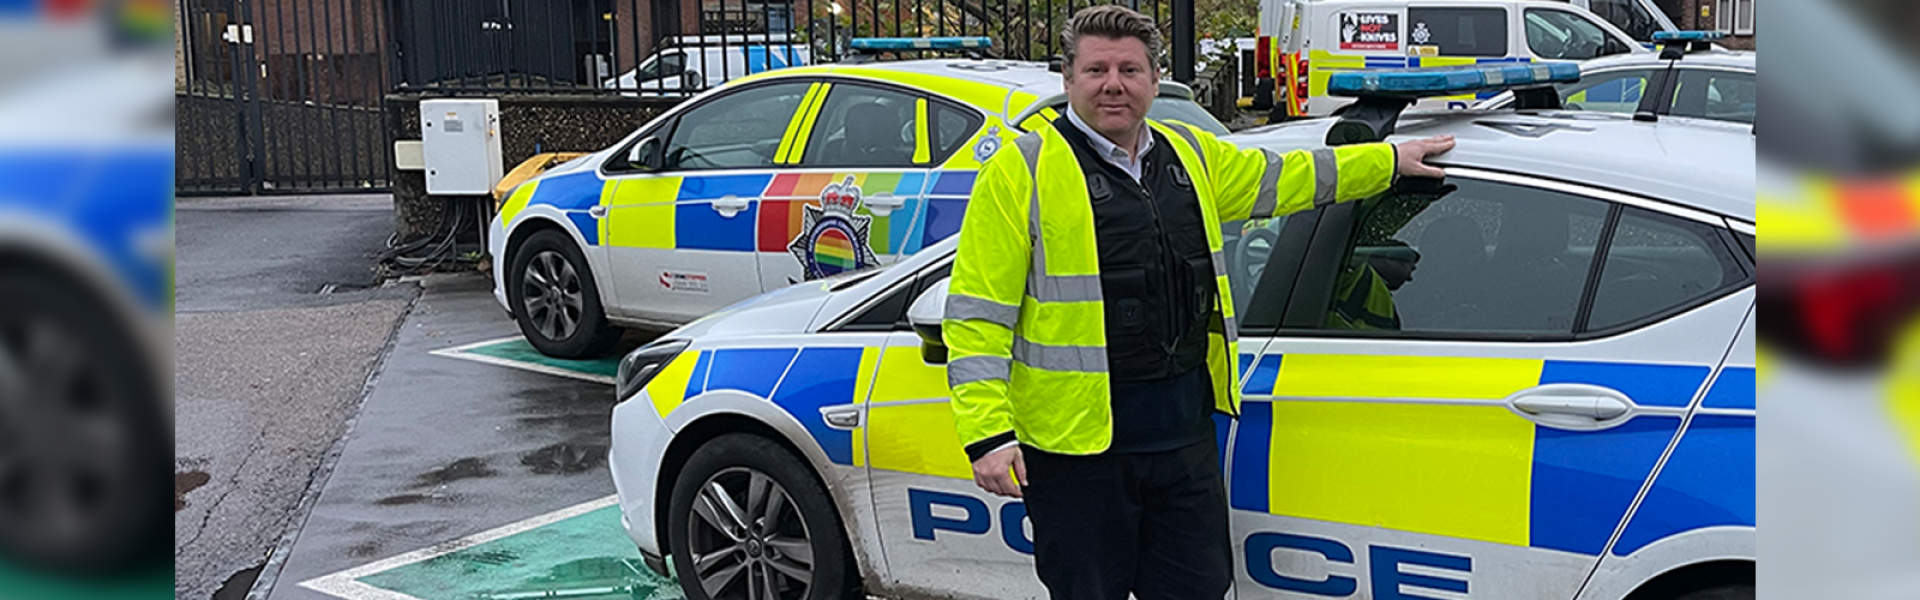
[943,5,1457,598]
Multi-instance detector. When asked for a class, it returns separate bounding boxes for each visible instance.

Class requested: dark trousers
[1020,440,1233,600]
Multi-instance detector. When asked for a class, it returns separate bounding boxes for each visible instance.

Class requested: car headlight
[617,339,691,401]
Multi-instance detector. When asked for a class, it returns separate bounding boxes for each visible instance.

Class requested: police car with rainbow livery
[608,62,1755,600]
[488,37,1228,358]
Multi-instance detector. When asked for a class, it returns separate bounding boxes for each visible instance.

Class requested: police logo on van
[788,175,881,280]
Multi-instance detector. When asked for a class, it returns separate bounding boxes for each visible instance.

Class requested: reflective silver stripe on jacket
[1165,122,1209,175]
[946,293,1019,329]
[948,354,1012,387]
[1312,148,1340,207]
[1016,132,1106,305]
[1251,149,1284,218]
[1012,337,1109,372]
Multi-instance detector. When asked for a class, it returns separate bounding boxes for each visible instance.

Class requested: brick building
[1659,0,1755,50]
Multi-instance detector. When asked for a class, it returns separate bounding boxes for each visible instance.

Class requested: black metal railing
[176,0,1225,195]
[382,0,1189,95]
[177,0,395,195]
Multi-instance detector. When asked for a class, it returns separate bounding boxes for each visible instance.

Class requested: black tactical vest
[1052,117,1216,382]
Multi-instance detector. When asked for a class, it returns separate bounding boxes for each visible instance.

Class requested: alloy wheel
[686,467,814,600]
[520,250,584,342]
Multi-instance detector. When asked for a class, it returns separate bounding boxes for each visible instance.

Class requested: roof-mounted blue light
[1651,30,1727,42]
[1327,63,1581,99]
[849,37,993,51]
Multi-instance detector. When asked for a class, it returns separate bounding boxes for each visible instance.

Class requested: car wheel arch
[655,408,875,583]
[503,215,572,272]
[1620,559,1754,600]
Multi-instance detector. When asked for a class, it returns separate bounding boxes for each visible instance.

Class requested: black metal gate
[177,0,394,195]
[176,0,1215,196]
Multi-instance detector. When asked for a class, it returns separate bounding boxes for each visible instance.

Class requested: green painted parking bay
[433,336,621,385]
[300,497,683,600]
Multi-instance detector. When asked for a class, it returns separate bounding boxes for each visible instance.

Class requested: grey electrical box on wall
[421,99,503,195]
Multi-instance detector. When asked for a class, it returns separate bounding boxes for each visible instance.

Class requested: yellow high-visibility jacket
[943,118,1397,456]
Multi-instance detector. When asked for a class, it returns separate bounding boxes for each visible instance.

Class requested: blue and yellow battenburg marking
[643,345,965,477]
[644,343,1753,558]
[501,169,978,263]
[1231,354,1753,557]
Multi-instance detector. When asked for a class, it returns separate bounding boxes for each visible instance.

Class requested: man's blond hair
[1061,5,1162,71]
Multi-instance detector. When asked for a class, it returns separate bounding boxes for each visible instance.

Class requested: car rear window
[1406,7,1509,57]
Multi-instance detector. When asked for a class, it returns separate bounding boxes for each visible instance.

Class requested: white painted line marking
[428,336,617,386]
[298,495,620,600]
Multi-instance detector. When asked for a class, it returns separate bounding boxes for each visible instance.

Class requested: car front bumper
[609,391,676,577]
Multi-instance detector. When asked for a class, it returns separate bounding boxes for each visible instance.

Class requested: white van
[604,34,810,94]
[1255,0,1656,116]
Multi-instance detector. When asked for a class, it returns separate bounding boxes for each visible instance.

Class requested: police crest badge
[789,175,881,280]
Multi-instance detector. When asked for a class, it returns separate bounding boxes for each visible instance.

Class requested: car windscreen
[1149,99,1232,136]
[1040,98,1230,136]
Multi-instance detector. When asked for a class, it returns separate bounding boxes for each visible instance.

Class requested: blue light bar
[1326,63,1581,99]
[1651,30,1727,42]
[849,37,993,51]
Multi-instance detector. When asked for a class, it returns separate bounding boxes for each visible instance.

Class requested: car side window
[931,101,985,163]
[1524,9,1612,60]
[1669,69,1756,124]
[603,115,679,173]
[1306,178,1610,335]
[1406,8,1509,57]
[1555,68,1655,114]
[835,262,955,332]
[1222,217,1290,317]
[1586,207,1749,331]
[663,81,811,171]
[802,83,921,168]
[1587,0,1662,42]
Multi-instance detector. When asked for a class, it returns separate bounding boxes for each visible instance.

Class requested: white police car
[608,64,1755,600]
[1474,31,1754,125]
[488,37,1228,358]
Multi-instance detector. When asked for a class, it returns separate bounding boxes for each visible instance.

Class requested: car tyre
[668,434,858,600]
[1673,585,1754,600]
[508,229,622,358]
[0,261,166,572]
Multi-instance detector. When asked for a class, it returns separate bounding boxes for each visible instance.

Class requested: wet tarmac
[257,273,681,600]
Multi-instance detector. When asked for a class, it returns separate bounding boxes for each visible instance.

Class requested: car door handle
[1506,384,1634,424]
[1512,395,1631,419]
[588,205,608,219]
[820,405,862,431]
[866,192,905,217]
[712,195,750,218]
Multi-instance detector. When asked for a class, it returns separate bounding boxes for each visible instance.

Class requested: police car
[488,37,1229,358]
[607,63,1755,600]
[0,52,174,571]
[1475,31,1754,125]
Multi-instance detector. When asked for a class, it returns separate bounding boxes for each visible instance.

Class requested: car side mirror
[628,136,663,171]
[907,278,949,365]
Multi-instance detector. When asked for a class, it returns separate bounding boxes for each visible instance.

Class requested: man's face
[1371,255,1417,291]
[1064,35,1156,141]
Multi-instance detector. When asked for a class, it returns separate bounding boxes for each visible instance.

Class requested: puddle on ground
[416,457,496,485]
[521,442,605,475]
[347,541,383,558]
[375,491,455,506]
[210,562,263,600]
[175,471,211,512]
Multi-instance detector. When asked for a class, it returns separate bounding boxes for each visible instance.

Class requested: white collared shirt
[1066,106,1154,183]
